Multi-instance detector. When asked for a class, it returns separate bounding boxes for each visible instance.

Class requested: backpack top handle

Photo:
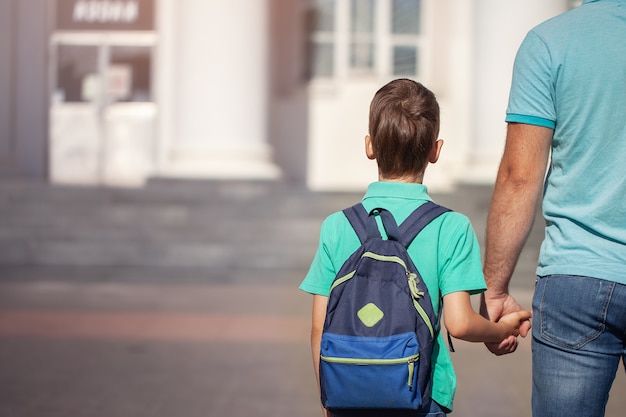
[343,201,450,247]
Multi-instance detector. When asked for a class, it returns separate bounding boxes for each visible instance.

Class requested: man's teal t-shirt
[506,0,626,283]
[300,181,487,411]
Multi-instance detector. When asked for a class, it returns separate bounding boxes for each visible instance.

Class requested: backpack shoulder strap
[342,203,381,244]
[400,201,455,351]
[399,201,451,248]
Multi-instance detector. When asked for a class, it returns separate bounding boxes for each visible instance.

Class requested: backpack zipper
[320,354,419,388]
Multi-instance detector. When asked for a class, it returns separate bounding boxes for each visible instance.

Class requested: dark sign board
[56,0,155,31]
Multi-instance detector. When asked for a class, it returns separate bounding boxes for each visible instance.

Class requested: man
[482,1,626,416]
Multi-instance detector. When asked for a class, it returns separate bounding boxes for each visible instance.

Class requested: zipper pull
[407,356,418,388]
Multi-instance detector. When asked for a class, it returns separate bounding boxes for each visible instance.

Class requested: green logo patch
[357,303,385,327]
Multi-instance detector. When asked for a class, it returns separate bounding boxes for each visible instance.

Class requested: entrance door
[50,33,156,186]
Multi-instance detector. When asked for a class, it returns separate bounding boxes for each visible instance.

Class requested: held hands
[498,309,532,337]
[481,291,532,355]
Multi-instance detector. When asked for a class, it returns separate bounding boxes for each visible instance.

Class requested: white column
[162,0,280,179]
[466,0,568,183]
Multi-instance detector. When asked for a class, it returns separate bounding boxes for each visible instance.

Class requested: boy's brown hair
[368,79,440,178]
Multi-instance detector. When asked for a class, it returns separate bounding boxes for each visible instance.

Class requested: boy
[299,79,531,417]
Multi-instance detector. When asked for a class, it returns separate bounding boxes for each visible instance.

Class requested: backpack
[319,201,450,412]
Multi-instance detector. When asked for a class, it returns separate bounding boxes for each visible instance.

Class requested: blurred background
[3,1,626,417]
[1,0,583,191]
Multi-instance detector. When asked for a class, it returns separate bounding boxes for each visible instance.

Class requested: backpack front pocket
[320,332,421,410]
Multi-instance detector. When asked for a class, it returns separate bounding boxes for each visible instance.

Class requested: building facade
[0,0,572,190]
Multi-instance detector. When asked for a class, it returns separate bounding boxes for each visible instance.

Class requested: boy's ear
[365,135,376,160]
[429,139,444,163]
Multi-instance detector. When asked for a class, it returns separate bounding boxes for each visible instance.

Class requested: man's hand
[480,291,532,355]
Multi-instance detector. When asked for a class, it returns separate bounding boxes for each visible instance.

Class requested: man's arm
[482,123,552,340]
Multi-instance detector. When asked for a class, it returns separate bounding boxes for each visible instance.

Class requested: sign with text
[56,0,155,31]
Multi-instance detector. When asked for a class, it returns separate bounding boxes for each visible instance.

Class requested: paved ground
[0,179,624,417]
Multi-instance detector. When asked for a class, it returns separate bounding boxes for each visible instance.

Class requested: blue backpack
[320,201,450,412]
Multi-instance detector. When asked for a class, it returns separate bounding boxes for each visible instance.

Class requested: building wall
[0,0,49,178]
[0,0,14,174]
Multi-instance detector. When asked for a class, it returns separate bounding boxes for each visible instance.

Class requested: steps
[0,179,360,276]
[0,179,541,288]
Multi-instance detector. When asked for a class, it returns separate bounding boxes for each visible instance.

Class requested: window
[54,43,153,103]
[391,0,421,76]
[349,0,375,73]
[306,0,424,79]
[305,0,336,78]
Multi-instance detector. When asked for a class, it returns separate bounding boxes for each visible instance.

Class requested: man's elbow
[497,163,535,186]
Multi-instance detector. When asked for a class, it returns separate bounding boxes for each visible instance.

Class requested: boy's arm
[310,294,332,417]
[443,291,531,343]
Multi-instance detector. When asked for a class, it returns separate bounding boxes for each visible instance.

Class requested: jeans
[532,275,626,417]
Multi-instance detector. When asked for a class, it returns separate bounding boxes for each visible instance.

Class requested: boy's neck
[378,173,424,184]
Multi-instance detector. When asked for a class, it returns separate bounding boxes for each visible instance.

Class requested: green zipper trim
[362,252,407,269]
[320,354,418,366]
[413,299,434,338]
[330,270,356,292]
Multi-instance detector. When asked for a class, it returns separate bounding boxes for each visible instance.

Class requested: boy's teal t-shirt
[300,181,487,411]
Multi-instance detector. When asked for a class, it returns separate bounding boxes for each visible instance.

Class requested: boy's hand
[488,310,532,354]
[498,309,532,337]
